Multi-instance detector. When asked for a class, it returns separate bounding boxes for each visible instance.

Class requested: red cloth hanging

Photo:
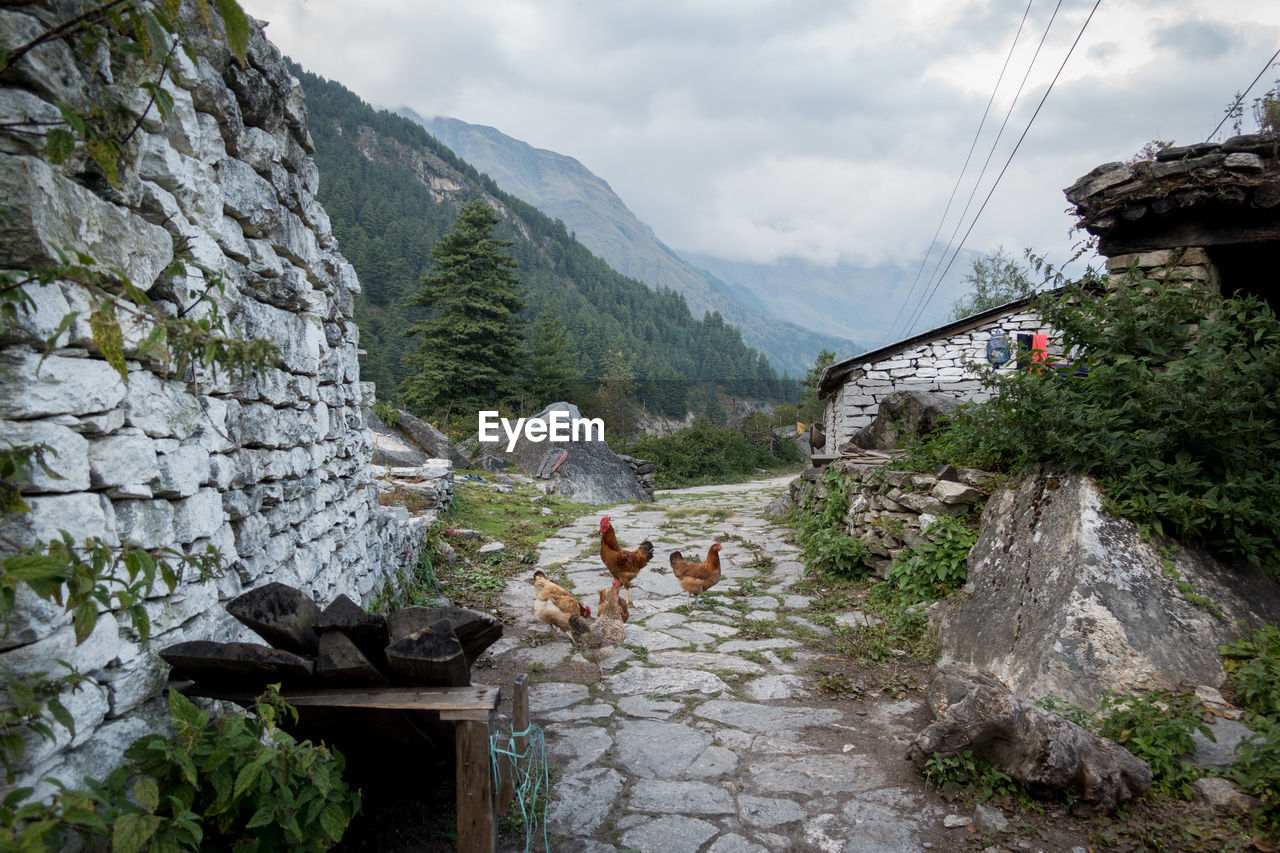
[1030,333,1049,374]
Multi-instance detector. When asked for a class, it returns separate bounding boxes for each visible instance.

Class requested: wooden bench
[180,676,531,853]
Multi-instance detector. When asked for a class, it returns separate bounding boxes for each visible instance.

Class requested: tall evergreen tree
[525,309,583,407]
[401,201,525,414]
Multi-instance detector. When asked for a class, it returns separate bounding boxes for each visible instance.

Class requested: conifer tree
[401,200,525,414]
[526,309,583,406]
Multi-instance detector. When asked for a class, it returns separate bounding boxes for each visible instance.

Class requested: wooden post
[497,673,530,814]
[512,673,529,786]
[455,717,496,853]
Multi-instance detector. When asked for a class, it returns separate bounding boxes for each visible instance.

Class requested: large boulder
[940,467,1280,707]
[476,402,650,504]
[363,407,473,470]
[394,410,474,471]
[843,390,957,451]
[907,664,1152,815]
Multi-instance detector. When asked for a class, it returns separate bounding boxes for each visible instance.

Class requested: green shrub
[789,467,869,579]
[1221,625,1280,719]
[886,515,977,602]
[922,749,1027,802]
[1094,691,1210,799]
[1038,690,1210,800]
[623,416,799,488]
[901,268,1280,571]
[1220,625,1280,817]
[5,688,359,851]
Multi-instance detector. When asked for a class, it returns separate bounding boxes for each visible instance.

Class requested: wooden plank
[455,718,497,853]
[161,641,316,686]
[226,582,322,655]
[178,683,500,712]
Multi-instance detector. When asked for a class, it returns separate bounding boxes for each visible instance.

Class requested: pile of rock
[617,454,656,498]
[785,461,990,576]
[1067,134,1280,256]
[371,459,454,515]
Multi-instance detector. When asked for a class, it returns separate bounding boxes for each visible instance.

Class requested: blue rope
[489,722,550,852]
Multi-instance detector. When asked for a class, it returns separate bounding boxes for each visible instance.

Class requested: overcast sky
[245,0,1279,280]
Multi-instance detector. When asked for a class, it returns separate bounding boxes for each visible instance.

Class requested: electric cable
[1206,45,1280,142]
[890,0,1065,343]
[878,0,1036,347]
[902,0,1103,335]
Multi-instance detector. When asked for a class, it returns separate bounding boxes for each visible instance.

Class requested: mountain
[293,65,790,417]
[404,112,858,374]
[680,251,981,347]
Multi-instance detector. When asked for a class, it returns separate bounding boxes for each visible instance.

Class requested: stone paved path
[487,476,959,853]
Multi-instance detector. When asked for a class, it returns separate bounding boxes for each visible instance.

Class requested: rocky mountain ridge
[409,112,860,374]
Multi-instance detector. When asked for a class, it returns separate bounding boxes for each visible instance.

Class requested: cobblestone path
[487,475,961,853]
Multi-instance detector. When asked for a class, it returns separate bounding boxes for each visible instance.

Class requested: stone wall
[787,461,989,576]
[823,308,1051,448]
[0,4,422,793]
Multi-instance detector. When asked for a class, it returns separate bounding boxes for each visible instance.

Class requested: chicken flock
[530,515,724,681]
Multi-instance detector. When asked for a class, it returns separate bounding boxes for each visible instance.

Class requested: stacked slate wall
[823,308,1051,449]
[0,4,422,793]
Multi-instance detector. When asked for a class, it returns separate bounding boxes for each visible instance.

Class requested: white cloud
[245,0,1280,274]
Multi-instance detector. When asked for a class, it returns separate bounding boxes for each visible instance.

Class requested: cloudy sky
[245,0,1279,286]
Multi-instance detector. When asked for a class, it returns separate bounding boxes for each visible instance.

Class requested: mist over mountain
[404,111,860,374]
[680,250,980,347]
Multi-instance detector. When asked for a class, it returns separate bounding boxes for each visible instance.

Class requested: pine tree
[525,309,583,407]
[401,200,525,414]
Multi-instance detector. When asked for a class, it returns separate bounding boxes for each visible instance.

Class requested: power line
[902,0,1103,336]
[877,0,1036,348]
[1206,45,1280,141]
[889,0,1065,343]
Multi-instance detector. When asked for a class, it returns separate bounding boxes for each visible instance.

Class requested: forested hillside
[293,65,792,418]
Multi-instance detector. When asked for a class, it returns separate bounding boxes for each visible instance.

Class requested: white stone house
[818,297,1057,450]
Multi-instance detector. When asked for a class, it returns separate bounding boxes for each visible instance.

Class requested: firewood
[161,640,315,686]
[387,605,502,666]
[316,631,391,685]
[315,594,389,660]
[226,582,321,655]
[384,618,471,687]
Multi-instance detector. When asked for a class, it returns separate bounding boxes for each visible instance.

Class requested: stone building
[0,5,426,794]
[817,300,1054,450]
[1066,134,1280,306]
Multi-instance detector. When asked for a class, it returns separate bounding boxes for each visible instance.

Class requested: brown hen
[599,516,653,604]
[670,542,723,606]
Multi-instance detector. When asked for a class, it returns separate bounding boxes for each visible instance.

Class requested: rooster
[569,580,628,681]
[598,516,653,604]
[670,543,723,606]
[532,569,590,638]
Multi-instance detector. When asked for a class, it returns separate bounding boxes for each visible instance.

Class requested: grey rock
[617,695,685,720]
[685,745,738,778]
[0,352,126,419]
[1190,776,1263,812]
[943,814,972,828]
[738,794,806,828]
[0,155,173,288]
[0,418,89,493]
[696,699,843,734]
[1223,152,1264,172]
[87,431,160,491]
[113,499,176,549]
[974,803,1009,833]
[707,835,768,853]
[618,815,718,853]
[1190,717,1260,770]
[615,720,713,778]
[627,779,734,815]
[747,754,877,796]
[845,390,958,451]
[476,401,648,504]
[608,667,731,696]
[529,681,589,713]
[907,664,1152,815]
[545,723,613,773]
[941,467,1280,706]
[546,766,625,835]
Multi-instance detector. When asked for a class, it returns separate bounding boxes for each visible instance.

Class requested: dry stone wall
[824,308,1051,448]
[787,460,989,576]
[0,4,422,793]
